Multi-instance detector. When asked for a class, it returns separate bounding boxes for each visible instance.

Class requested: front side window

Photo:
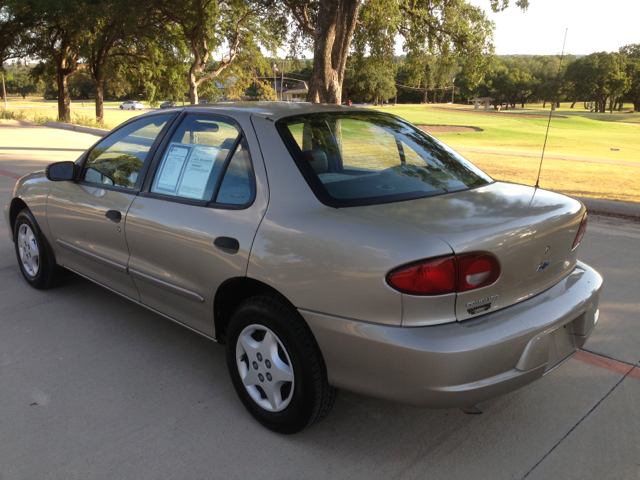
[277,112,492,207]
[82,114,173,189]
[151,114,254,205]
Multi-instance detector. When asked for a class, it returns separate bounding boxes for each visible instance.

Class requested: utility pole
[273,62,277,101]
[281,61,285,102]
[2,72,7,108]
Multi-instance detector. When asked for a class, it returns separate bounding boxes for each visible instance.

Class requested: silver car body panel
[5,172,52,243]
[124,194,267,337]
[301,261,602,407]
[46,181,140,300]
[350,182,585,322]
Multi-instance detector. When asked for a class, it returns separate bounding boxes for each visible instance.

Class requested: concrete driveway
[0,123,638,480]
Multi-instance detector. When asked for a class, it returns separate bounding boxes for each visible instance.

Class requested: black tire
[14,208,64,289]
[226,294,336,434]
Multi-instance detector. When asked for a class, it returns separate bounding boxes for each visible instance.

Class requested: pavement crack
[522,359,640,479]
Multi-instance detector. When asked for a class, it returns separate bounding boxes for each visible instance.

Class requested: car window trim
[209,134,242,201]
[75,111,181,192]
[139,112,257,210]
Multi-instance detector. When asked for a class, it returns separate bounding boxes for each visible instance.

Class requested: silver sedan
[4,103,601,433]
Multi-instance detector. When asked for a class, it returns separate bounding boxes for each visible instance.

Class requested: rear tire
[14,209,64,289]
[226,294,336,434]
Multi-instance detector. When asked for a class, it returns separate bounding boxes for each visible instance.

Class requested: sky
[467,0,640,55]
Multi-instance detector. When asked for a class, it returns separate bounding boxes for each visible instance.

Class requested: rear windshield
[276,111,492,207]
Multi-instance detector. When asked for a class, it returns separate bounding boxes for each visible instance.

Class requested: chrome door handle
[214,237,239,254]
[105,210,122,223]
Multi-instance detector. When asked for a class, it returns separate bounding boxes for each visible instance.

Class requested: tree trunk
[542,100,546,108]
[423,89,428,104]
[189,67,199,105]
[56,70,71,123]
[93,79,105,124]
[570,101,576,108]
[307,0,361,104]
[609,94,616,113]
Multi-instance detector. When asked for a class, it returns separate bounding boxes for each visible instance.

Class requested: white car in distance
[119,100,144,110]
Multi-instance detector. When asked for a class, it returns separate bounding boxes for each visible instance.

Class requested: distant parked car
[199,99,209,104]
[119,100,143,110]
[159,101,177,109]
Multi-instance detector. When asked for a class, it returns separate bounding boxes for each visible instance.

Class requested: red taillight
[387,253,500,296]
[456,253,501,291]
[572,212,588,250]
[386,256,456,295]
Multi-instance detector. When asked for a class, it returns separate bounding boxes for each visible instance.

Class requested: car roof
[149,101,365,122]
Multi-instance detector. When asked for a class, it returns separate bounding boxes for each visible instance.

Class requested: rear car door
[47,113,177,299]
[124,113,269,337]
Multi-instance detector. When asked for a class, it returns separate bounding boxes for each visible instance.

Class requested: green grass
[0,105,142,129]
[371,103,640,203]
[373,104,640,162]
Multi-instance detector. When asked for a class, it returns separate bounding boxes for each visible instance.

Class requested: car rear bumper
[300,261,602,408]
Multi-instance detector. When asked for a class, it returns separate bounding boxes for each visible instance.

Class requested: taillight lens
[572,212,588,250]
[386,256,456,295]
[456,253,501,291]
[387,253,500,296]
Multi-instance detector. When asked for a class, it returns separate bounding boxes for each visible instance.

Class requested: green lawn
[374,104,640,163]
[373,104,640,203]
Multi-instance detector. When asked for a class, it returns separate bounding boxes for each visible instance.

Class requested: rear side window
[277,112,492,207]
[82,114,173,189]
[151,114,255,206]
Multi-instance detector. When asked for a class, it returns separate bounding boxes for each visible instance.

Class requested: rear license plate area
[545,322,577,373]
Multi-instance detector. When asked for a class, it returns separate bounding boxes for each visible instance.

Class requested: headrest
[188,121,219,133]
[303,149,329,175]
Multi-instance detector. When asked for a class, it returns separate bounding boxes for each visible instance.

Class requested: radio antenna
[535,28,569,189]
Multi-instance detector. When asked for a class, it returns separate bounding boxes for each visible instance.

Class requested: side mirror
[45,161,76,181]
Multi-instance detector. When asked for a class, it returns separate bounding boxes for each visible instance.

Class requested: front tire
[14,209,64,289]
[226,294,336,434]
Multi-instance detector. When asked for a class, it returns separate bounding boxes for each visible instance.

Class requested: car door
[124,113,269,337]
[47,113,177,299]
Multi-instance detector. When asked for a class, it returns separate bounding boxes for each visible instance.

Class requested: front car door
[47,113,177,299]
[124,112,269,337]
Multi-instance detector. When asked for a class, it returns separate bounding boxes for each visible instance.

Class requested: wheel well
[8,198,28,240]
[214,277,291,344]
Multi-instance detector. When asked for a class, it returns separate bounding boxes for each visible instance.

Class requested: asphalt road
[0,123,638,480]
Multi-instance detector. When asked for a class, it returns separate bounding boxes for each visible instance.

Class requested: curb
[573,196,640,220]
[42,122,109,137]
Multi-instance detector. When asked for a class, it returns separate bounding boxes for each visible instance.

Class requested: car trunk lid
[352,182,585,321]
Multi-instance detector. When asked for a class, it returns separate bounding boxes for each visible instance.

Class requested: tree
[155,0,286,104]
[566,53,627,113]
[284,0,529,104]
[620,44,640,112]
[80,0,157,122]
[342,55,396,104]
[8,0,87,122]
[4,65,41,98]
